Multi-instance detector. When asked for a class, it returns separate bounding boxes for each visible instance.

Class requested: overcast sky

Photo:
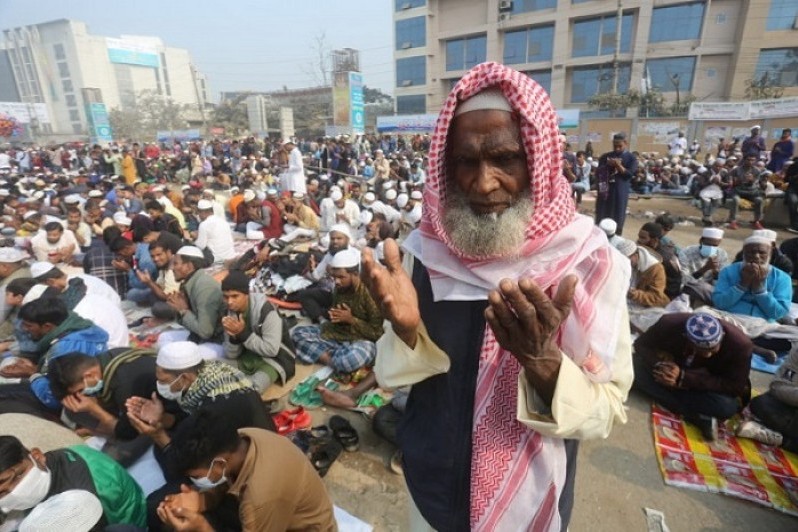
[0,0,395,101]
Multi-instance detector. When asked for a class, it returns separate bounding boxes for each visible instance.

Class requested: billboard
[332,71,365,135]
[376,114,438,134]
[106,38,160,68]
[86,102,113,143]
[349,72,364,135]
[0,102,51,124]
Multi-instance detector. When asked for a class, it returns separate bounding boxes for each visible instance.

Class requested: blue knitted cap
[685,313,724,349]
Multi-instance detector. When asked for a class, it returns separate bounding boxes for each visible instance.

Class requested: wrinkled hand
[0,357,37,378]
[484,276,578,404]
[740,263,757,289]
[221,315,245,336]
[167,292,189,312]
[62,393,99,414]
[328,303,354,324]
[653,362,680,387]
[126,392,164,425]
[361,239,420,347]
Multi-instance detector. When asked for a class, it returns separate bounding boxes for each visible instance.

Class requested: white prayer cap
[329,248,360,269]
[359,209,373,226]
[330,189,343,201]
[22,284,48,305]
[197,199,214,210]
[752,229,777,243]
[19,490,103,532]
[0,247,28,263]
[385,189,397,201]
[113,212,132,226]
[177,245,204,259]
[615,238,637,257]
[293,192,305,200]
[396,193,409,209]
[454,87,513,117]
[751,124,761,131]
[30,261,55,278]
[383,181,394,190]
[181,185,191,191]
[87,190,103,198]
[701,227,724,240]
[363,192,375,203]
[266,188,278,197]
[23,211,39,220]
[0,189,8,197]
[152,185,166,192]
[599,218,617,236]
[410,190,423,200]
[230,186,240,192]
[329,223,351,240]
[63,194,80,204]
[202,189,214,195]
[157,341,202,370]
[243,189,256,202]
[744,235,772,247]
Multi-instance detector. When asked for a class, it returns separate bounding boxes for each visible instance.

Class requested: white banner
[0,102,51,124]
[749,96,798,119]
[688,102,749,121]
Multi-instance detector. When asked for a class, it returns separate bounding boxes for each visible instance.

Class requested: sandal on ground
[329,415,360,452]
[310,439,343,477]
[272,406,312,435]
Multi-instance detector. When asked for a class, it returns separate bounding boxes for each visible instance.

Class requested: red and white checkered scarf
[402,62,630,531]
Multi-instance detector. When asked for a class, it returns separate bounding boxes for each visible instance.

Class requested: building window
[65,94,77,107]
[572,0,596,3]
[755,48,798,87]
[53,43,65,61]
[57,61,70,78]
[396,16,426,50]
[504,25,554,64]
[446,35,487,71]
[397,94,426,114]
[62,79,73,93]
[646,57,696,92]
[524,70,552,94]
[396,56,426,86]
[767,0,798,31]
[650,3,705,42]
[69,109,80,122]
[395,0,425,11]
[570,64,631,103]
[511,0,556,14]
[572,14,633,58]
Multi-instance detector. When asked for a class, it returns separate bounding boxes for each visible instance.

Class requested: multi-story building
[1,18,207,141]
[393,0,798,115]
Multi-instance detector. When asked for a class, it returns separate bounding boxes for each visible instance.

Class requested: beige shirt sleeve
[375,306,633,441]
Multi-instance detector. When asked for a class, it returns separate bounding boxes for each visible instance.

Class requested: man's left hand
[653,362,680,387]
[62,393,100,414]
[329,303,354,324]
[221,315,245,336]
[485,275,578,404]
[112,259,131,272]
[167,292,189,312]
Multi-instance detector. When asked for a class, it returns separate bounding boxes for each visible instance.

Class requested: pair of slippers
[289,377,339,409]
[272,407,312,435]
[288,415,360,477]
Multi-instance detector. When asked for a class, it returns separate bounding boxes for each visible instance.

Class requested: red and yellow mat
[652,405,798,516]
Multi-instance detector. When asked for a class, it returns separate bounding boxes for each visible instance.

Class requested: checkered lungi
[290,325,376,373]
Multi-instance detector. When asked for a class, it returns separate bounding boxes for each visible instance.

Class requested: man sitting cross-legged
[291,248,383,373]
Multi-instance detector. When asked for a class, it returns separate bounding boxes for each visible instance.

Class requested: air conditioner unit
[498,0,513,12]
[793,15,798,30]
[401,80,413,87]
[401,42,412,49]
[499,13,510,22]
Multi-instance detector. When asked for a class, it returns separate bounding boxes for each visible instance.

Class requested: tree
[209,94,250,136]
[108,90,191,141]
[303,31,330,87]
[744,73,785,100]
[363,86,393,105]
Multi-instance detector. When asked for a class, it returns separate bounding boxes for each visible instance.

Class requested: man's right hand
[362,238,420,348]
[740,262,757,289]
[0,357,37,378]
[703,256,719,274]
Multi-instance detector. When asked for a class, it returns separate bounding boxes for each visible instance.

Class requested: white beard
[442,189,534,257]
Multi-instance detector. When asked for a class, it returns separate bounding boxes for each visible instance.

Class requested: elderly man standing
[362,63,632,531]
[280,138,306,195]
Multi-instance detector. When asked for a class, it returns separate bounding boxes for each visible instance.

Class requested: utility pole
[612,0,623,94]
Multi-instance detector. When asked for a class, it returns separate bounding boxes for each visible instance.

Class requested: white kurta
[282,147,307,194]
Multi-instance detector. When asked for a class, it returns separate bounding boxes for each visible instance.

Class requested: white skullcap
[197,199,214,210]
[744,235,771,247]
[359,209,373,226]
[0,189,8,196]
[181,185,191,191]
[87,190,103,198]
[383,181,394,190]
[266,188,278,197]
[752,229,777,243]
[177,245,204,259]
[202,189,214,195]
[751,124,761,130]
[243,189,256,202]
[385,189,397,201]
[22,283,48,305]
[405,207,422,225]
[329,223,351,240]
[329,248,360,269]
[410,190,423,200]
[157,341,202,370]
[30,261,55,278]
[19,489,103,532]
[615,238,638,257]
[23,211,39,220]
[599,218,617,236]
[363,192,375,203]
[0,247,28,263]
[113,212,132,225]
[293,192,305,200]
[230,186,240,192]
[152,185,165,192]
[716,158,725,165]
[64,194,80,204]
[455,87,513,117]
[396,193,409,209]
[330,189,343,201]
[701,227,724,240]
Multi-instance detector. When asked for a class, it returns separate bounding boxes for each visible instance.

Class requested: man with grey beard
[362,62,633,532]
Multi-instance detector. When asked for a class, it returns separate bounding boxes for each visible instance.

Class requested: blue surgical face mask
[699,245,718,258]
[82,377,104,397]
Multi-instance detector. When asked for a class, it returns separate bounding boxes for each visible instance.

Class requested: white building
[1,18,207,141]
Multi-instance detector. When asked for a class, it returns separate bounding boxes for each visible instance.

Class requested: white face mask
[156,374,185,402]
[191,458,227,491]
[0,456,52,512]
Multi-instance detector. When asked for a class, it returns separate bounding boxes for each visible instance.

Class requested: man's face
[330,268,355,291]
[4,290,22,307]
[637,230,658,249]
[148,209,162,220]
[613,139,626,154]
[744,156,756,168]
[223,290,248,313]
[743,243,771,266]
[700,237,722,248]
[577,153,585,165]
[447,110,528,216]
[21,320,51,340]
[45,229,62,245]
[328,231,349,253]
[172,255,194,281]
[117,244,135,259]
[67,211,81,225]
[67,364,102,395]
[0,450,47,501]
[150,247,172,268]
